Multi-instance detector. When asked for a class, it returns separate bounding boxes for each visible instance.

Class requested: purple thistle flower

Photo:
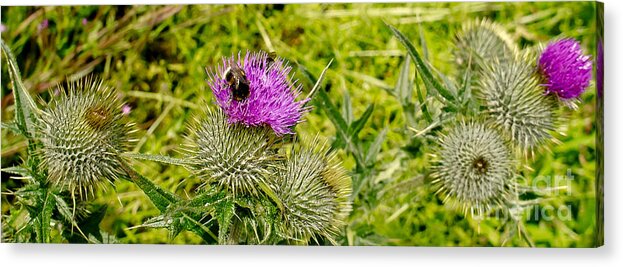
[82,18,88,26]
[0,23,6,33]
[206,51,310,135]
[538,38,592,99]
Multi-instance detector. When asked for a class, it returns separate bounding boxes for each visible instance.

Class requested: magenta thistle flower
[206,51,309,135]
[538,38,592,99]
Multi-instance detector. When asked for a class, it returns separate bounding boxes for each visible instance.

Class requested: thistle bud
[432,121,514,219]
[186,109,278,196]
[454,19,516,70]
[39,77,133,198]
[477,53,559,157]
[272,142,352,244]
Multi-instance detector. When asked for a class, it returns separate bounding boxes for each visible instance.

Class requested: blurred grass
[1,2,598,246]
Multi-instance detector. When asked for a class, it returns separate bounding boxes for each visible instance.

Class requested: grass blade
[304,58,334,104]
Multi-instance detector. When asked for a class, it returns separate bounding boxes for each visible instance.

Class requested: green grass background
[1,2,599,246]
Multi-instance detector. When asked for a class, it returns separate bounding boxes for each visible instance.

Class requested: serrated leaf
[137,214,172,229]
[1,166,30,176]
[181,212,218,243]
[215,198,235,244]
[386,24,457,105]
[35,191,56,243]
[1,40,39,143]
[121,162,181,212]
[53,194,73,223]
[122,152,190,166]
[134,173,180,212]
[1,121,22,135]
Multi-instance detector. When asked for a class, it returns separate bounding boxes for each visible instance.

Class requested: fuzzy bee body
[266,51,277,70]
[223,66,250,102]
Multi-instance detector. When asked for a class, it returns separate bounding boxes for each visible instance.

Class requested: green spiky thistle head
[477,53,559,157]
[272,141,352,244]
[186,109,279,197]
[432,120,514,218]
[39,77,134,198]
[454,19,516,72]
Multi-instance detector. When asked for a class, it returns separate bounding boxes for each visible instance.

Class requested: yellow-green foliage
[1,2,599,246]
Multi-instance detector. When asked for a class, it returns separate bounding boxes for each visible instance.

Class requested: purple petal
[538,38,592,100]
[207,51,310,135]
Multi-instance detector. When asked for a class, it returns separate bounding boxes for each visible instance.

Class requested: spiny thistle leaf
[454,19,516,72]
[1,40,40,142]
[271,140,352,244]
[477,53,559,157]
[38,77,134,199]
[186,109,279,197]
[387,23,457,105]
[432,120,514,219]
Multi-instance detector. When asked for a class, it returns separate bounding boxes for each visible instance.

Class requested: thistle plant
[39,78,134,198]
[387,19,592,245]
[129,50,347,245]
[538,38,593,102]
[206,51,310,135]
[477,53,559,157]
[186,109,278,196]
[272,141,352,244]
[1,41,128,243]
[432,120,514,218]
[454,19,516,72]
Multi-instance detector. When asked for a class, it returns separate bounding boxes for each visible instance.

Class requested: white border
[1,0,621,266]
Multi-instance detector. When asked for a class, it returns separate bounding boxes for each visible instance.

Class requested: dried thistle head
[432,120,514,219]
[39,77,134,198]
[477,53,560,157]
[454,19,517,72]
[186,109,279,196]
[271,140,352,244]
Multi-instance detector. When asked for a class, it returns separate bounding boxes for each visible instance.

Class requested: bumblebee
[223,65,250,102]
[266,51,277,70]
